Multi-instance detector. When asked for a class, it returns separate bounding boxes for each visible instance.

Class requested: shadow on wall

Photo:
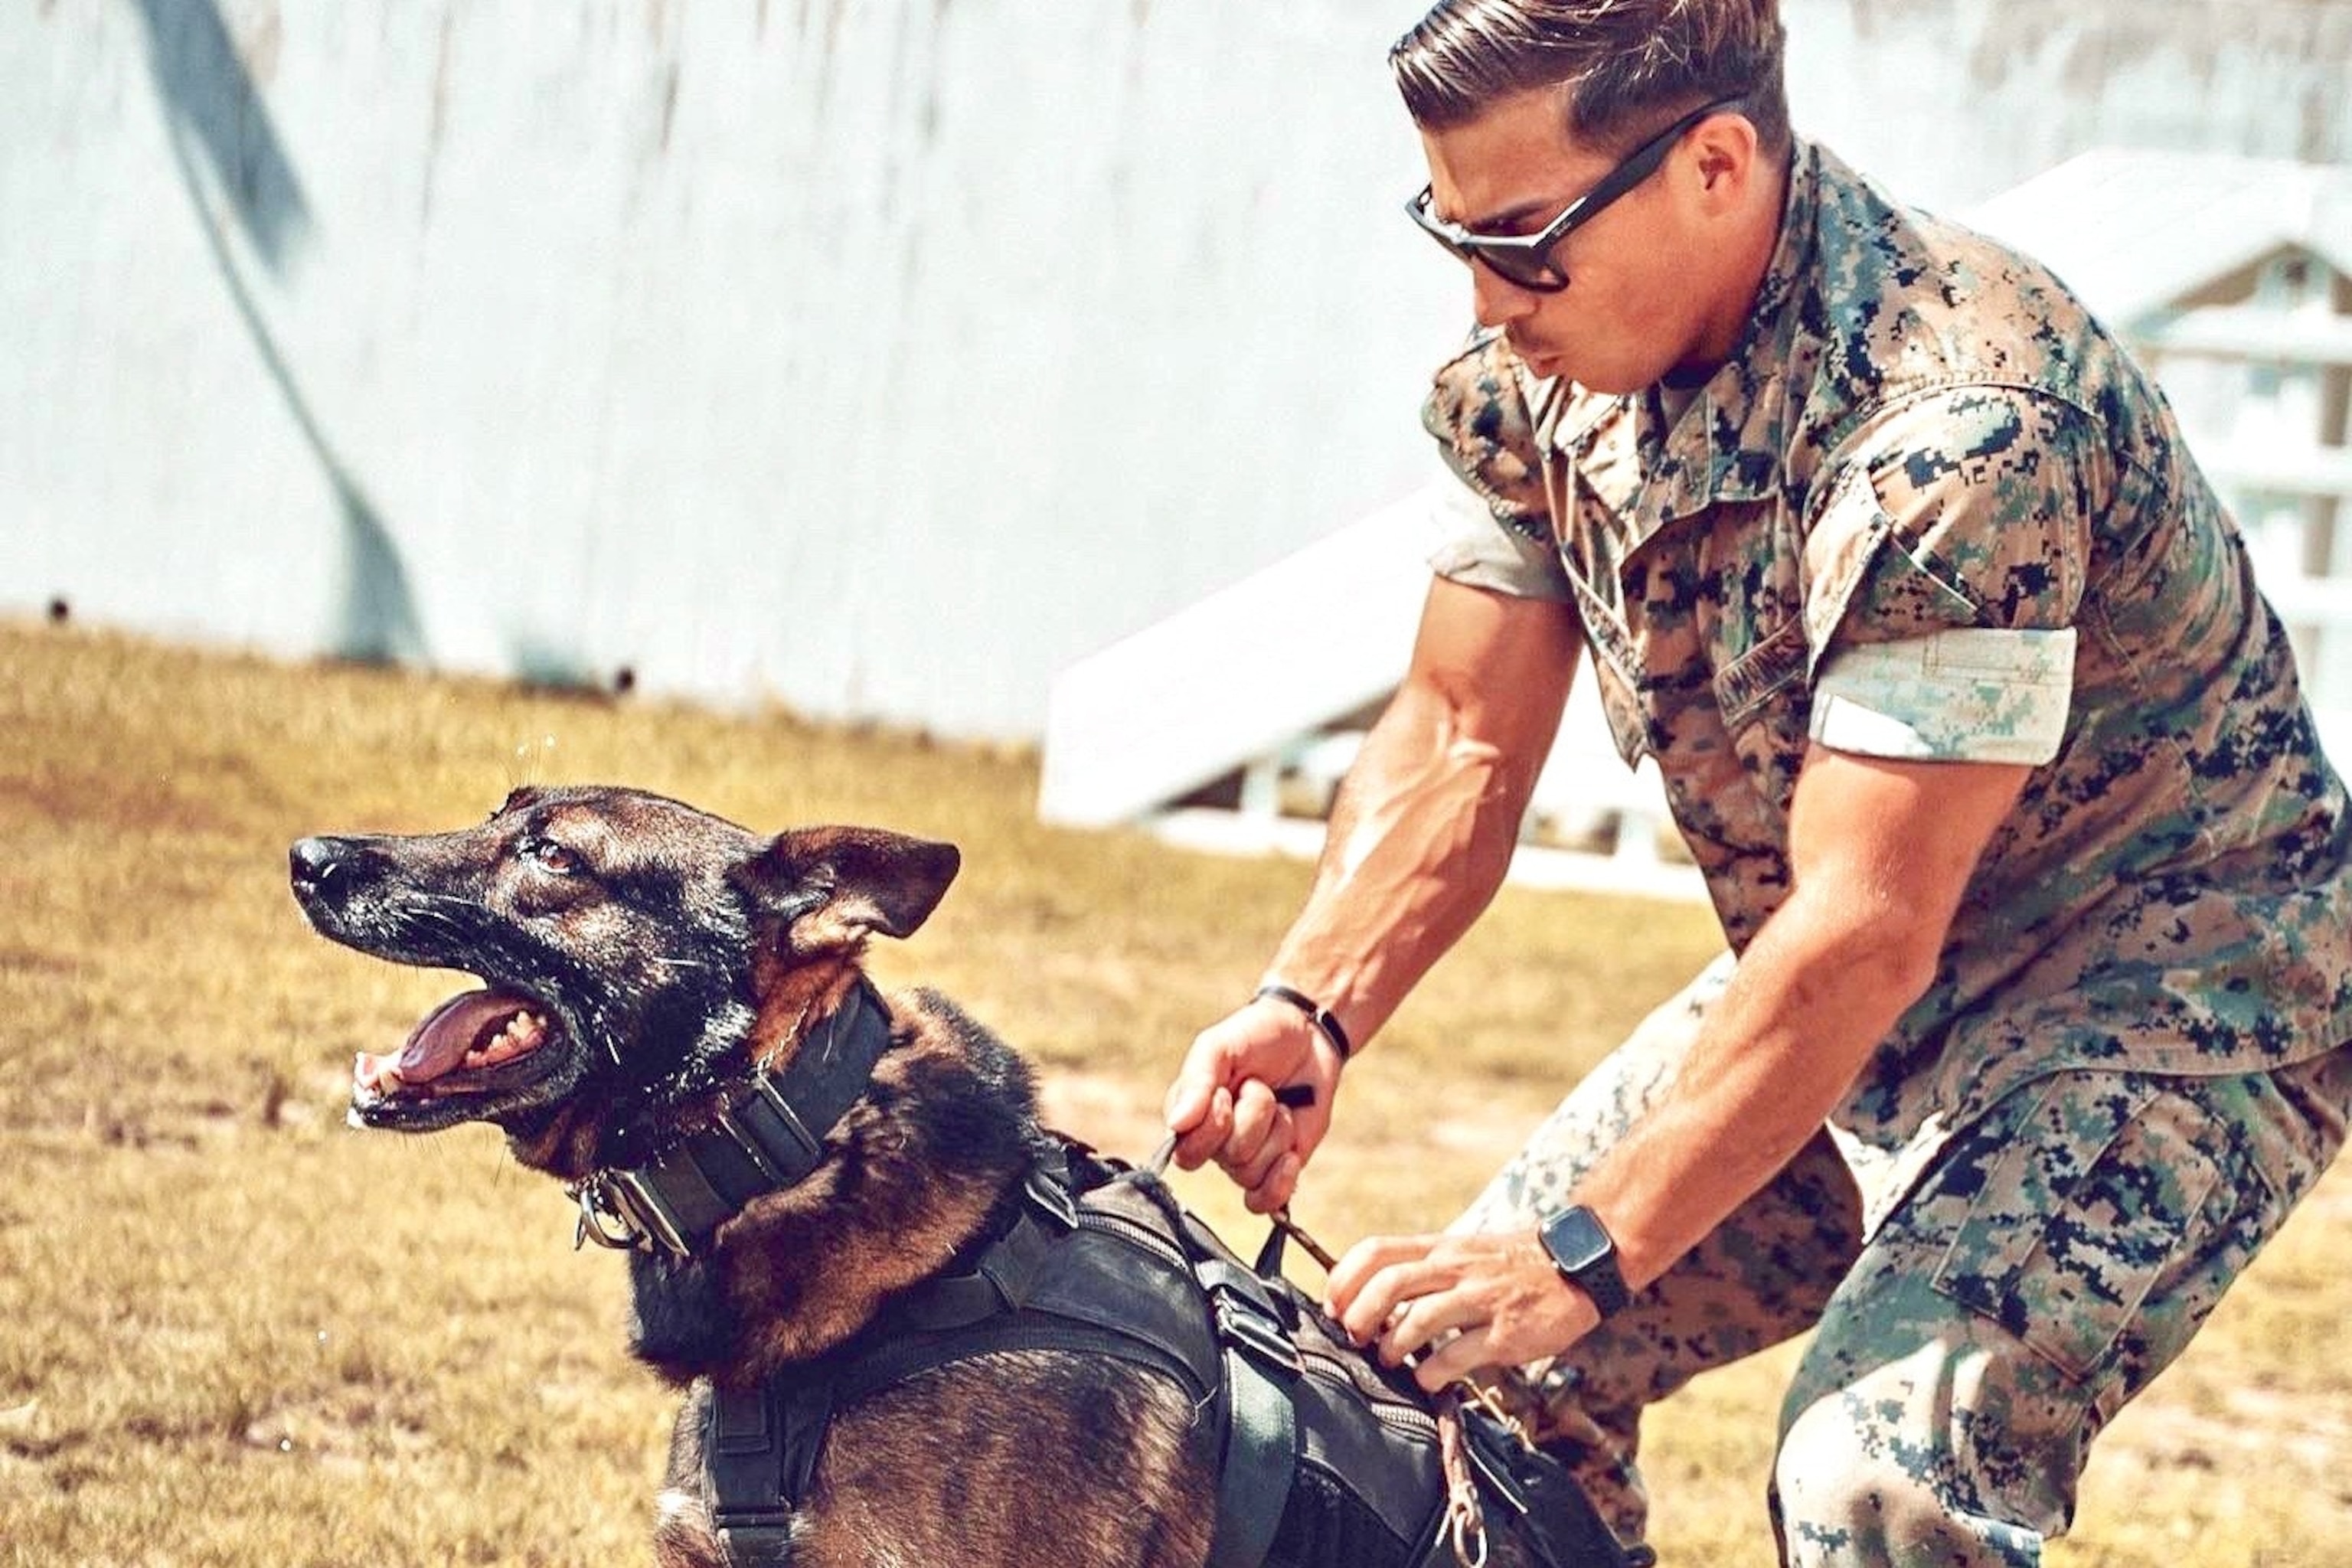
[129,0,426,665]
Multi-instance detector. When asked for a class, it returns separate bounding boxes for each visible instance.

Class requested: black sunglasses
[1406,96,1747,293]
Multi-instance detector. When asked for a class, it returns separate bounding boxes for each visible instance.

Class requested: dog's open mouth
[352,987,563,1122]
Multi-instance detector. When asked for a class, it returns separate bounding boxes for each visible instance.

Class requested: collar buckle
[572,1170,693,1256]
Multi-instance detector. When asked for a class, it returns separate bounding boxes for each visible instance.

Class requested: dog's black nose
[290,835,350,894]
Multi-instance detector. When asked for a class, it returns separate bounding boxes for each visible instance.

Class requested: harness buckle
[1022,1161,1080,1230]
[1207,1286,1301,1379]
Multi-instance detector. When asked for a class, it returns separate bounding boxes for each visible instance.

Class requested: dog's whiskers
[507,733,560,790]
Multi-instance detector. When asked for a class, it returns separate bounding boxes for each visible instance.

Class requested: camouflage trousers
[1452,955,2352,1566]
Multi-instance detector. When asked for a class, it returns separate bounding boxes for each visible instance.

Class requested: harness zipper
[1073,1200,1196,1275]
[1296,1338,1442,1442]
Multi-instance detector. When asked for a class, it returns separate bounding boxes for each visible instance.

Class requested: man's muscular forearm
[1325,746,2034,1388]
[1266,679,1544,1049]
[1163,580,1582,1210]
[1265,580,1583,1054]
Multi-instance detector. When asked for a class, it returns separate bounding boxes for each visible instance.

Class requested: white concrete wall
[1786,0,2352,212]
[5,1,2349,738]
[2,0,1459,737]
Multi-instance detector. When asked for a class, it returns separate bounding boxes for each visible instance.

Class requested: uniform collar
[1547,140,1824,542]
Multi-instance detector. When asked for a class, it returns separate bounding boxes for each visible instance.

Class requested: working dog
[289,786,1623,1568]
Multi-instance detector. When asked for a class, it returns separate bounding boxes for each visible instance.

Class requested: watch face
[1543,1206,1611,1272]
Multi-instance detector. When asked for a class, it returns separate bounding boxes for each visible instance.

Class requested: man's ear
[738,826,962,944]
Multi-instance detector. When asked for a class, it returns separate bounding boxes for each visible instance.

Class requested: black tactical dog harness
[570,985,1649,1568]
[701,1145,1645,1568]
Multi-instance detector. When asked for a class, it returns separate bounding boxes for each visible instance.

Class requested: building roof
[1038,490,1429,828]
[1962,148,2352,324]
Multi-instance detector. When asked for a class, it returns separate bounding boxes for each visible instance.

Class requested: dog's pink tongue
[355,989,530,1090]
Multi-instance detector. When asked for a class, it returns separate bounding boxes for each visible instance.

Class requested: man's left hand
[1324,1229,1598,1392]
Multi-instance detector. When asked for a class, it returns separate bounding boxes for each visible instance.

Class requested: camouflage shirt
[1423,141,2352,1152]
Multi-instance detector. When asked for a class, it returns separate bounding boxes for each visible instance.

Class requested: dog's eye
[524,838,583,875]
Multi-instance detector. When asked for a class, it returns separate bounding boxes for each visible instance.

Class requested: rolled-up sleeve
[1798,387,2106,763]
[1811,626,2077,764]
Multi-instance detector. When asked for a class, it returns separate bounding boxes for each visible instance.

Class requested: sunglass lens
[1476,247,1561,292]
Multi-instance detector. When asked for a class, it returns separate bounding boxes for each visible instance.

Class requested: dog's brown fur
[292,784,1220,1566]
[289,786,1589,1568]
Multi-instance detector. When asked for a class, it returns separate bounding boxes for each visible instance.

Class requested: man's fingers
[1162,1038,1231,1135]
[1169,1084,1234,1169]
[1379,1285,1483,1370]
[1406,1325,1498,1393]
[1165,1004,1335,1193]
[1325,1235,1446,1342]
[1227,1106,1293,1199]
[1222,1078,1282,1166]
[1243,1152,1302,1216]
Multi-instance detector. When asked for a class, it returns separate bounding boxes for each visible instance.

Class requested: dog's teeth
[355,1053,405,1095]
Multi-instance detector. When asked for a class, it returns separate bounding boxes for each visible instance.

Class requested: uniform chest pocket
[1711,617,1811,807]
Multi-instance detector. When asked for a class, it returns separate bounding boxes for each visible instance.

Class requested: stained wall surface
[6,2,2346,737]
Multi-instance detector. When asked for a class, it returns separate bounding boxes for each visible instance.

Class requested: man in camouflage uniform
[1162,2,2352,1563]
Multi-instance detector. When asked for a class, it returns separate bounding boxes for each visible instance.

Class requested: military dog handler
[1163,2,2352,1562]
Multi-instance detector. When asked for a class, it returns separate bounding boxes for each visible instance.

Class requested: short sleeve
[1798,387,2106,765]
[1800,387,2107,660]
[1419,328,1573,603]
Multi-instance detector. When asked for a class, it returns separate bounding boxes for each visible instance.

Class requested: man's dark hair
[1391,0,1792,155]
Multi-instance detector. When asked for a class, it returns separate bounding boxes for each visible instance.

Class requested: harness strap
[893,1162,1077,1331]
[1207,1319,1300,1568]
[843,1161,1204,1403]
[707,1378,833,1568]
[1170,1211,1305,1568]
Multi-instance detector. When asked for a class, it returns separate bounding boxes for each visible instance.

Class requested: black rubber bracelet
[1253,982,1354,1062]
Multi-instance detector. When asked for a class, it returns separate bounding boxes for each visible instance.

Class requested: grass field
[2,619,2345,1567]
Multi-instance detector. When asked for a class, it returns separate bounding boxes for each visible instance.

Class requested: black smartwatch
[1539,1205,1632,1321]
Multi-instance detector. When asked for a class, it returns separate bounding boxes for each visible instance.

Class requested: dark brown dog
[289,786,1624,1568]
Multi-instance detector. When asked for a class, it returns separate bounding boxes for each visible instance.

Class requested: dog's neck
[570,978,899,1257]
[618,985,1045,1387]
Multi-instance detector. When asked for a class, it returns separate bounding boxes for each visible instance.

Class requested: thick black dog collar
[573,981,896,1257]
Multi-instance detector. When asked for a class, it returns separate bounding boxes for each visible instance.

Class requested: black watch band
[1539,1205,1632,1320]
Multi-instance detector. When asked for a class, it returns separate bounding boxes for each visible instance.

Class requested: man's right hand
[1162,995,1343,1214]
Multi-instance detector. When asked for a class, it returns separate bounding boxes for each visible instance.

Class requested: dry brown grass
[2,619,2344,1566]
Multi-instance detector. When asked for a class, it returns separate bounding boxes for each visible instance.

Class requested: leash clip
[570,1174,693,1254]
[1447,1491,1491,1568]
[573,1170,695,1256]
[572,1179,640,1251]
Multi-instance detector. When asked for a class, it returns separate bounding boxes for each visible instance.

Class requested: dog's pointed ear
[739,826,962,943]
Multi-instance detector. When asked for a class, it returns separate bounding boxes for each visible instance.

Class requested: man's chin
[1510,338,1676,397]
[1512,345,1576,385]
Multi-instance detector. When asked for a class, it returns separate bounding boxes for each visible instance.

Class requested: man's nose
[1471,260,1539,329]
